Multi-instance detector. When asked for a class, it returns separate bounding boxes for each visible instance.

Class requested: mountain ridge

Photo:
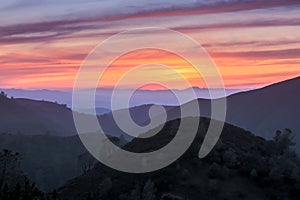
[0,76,299,144]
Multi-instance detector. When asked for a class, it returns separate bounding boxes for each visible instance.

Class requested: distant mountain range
[0,76,299,150]
[0,87,244,113]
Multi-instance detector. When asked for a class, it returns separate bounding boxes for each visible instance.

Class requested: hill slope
[57,117,300,200]
[0,94,77,136]
[147,76,300,151]
[0,133,122,191]
[225,76,300,140]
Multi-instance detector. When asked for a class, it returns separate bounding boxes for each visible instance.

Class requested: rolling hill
[188,76,300,151]
[57,117,300,200]
[0,94,77,136]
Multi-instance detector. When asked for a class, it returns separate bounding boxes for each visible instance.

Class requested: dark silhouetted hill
[204,76,300,152]
[0,94,77,136]
[57,117,300,200]
[225,76,300,141]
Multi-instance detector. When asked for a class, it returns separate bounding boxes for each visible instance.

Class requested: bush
[273,129,296,155]
[222,148,240,168]
[208,162,229,180]
[142,179,157,200]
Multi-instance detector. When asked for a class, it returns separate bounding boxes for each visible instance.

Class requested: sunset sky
[1,0,300,90]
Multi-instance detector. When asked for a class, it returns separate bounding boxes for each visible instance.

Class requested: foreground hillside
[0,133,122,191]
[58,117,300,200]
[0,134,85,191]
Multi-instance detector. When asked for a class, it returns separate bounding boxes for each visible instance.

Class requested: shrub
[142,179,157,200]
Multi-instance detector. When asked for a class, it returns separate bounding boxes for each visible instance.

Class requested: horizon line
[1,75,299,92]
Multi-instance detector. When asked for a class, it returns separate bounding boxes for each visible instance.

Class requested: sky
[0,0,300,90]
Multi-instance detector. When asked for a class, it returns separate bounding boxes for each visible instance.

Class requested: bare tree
[78,152,97,174]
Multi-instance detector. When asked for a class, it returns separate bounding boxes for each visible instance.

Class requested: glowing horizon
[1,0,300,90]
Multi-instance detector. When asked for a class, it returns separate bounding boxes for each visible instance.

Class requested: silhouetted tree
[51,189,58,200]
[0,177,45,200]
[0,149,20,195]
[0,91,7,98]
[21,177,43,200]
[273,129,296,154]
[78,152,97,174]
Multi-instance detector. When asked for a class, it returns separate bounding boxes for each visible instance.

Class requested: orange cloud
[97,49,207,90]
[1,1,300,90]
